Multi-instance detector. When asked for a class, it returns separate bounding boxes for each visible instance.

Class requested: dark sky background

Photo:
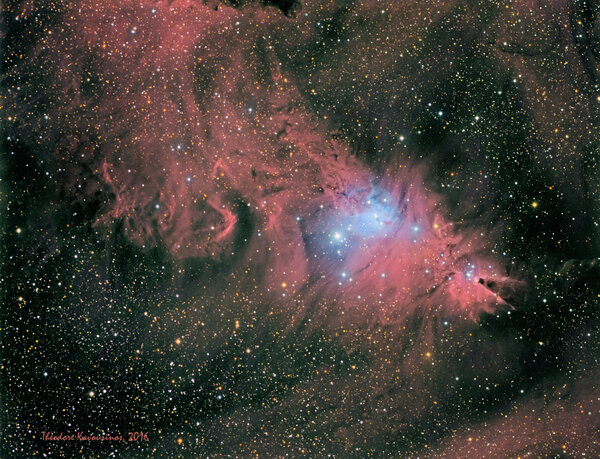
[1,0,600,457]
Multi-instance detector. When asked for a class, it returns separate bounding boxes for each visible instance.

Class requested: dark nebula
[1,0,600,456]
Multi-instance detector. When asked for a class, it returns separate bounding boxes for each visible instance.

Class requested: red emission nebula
[32,2,520,323]
[3,0,600,456]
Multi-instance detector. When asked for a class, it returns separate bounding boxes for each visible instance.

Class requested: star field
[1,0,600,457]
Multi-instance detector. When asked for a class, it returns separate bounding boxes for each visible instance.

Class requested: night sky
[2,0,600,457]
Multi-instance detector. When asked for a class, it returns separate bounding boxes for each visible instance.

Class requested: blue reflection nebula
[339,189,400,239]
[304,187,408,262]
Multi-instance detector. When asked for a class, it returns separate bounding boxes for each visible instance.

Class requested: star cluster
[1,0,600,457]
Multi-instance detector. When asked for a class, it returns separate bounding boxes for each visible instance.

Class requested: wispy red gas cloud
[9,0,522,325]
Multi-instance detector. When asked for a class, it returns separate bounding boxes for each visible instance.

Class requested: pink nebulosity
[296,165,521,324]
[10,0,522,324]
